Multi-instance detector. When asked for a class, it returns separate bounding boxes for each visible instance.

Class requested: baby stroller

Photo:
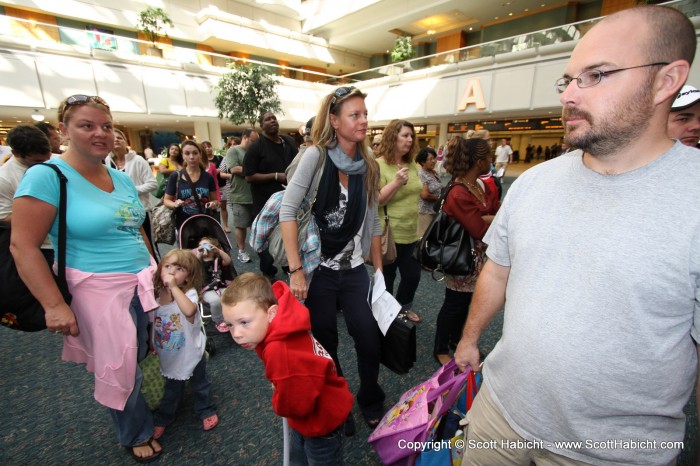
[179,214,237,355]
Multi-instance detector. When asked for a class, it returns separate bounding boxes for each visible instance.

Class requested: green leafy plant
[390,36,416,63]
[213,63,283,127]
[137,7,174,47]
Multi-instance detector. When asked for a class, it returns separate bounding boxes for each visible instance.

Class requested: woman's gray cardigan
[279,144,381,258]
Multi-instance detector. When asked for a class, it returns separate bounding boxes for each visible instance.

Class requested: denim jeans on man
[109,288,154,447]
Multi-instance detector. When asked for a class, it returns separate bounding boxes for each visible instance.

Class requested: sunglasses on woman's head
[331,86,356,106]
[65,94,110,108]
[60,95,110,122]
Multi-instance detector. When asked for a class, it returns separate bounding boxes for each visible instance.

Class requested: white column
[193,121,210,143]
[207,121,223,149]
[438,122,449,149]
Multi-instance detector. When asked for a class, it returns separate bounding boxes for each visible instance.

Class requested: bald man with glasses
[454,6,700,465]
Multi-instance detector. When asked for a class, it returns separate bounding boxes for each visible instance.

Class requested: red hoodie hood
[256,281,311,352]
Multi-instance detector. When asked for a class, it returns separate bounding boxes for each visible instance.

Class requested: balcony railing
[335,0,698,84]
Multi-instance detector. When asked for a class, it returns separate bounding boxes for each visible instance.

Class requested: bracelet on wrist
[287,265,303,276]
[275,172,278,181]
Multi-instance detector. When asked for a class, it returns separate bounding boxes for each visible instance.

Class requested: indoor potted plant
[137,7,174,57]
[213,63,282,127]
[390,36,416,64]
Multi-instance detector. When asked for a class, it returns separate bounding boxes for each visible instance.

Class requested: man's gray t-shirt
[483,142,700,465]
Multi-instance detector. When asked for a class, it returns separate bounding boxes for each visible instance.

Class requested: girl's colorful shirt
[154,288,206,380]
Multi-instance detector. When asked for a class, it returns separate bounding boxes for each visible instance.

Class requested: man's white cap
[671,85,700,111]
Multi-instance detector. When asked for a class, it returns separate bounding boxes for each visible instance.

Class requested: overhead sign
[447,123,469,133]
[449,117,563,132]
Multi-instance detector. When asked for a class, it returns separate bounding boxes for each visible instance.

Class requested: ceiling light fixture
[31,109,45,122]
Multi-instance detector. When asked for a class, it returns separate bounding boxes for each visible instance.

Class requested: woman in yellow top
[376,119,423,323]
[158,143,183,176]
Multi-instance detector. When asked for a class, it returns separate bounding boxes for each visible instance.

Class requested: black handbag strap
[37,163,68,286]
[180,169,206,213]
[437,181,468,212]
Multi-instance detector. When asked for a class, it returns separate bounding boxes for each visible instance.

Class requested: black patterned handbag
[0,163,72,331]
[415,182,475,281]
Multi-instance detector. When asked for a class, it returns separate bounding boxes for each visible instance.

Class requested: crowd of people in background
[1,5,699,464]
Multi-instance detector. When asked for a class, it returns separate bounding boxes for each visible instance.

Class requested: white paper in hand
[371,270,402,335]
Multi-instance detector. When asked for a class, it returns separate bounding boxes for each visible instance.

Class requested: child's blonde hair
[154,249,204,296]
[221,272,277,311]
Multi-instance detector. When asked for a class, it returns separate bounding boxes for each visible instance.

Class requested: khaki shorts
[464,385,594,466]
[231,203,253,229]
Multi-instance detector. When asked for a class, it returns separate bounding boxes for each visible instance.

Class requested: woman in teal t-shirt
[376,119,423,323]
[12,95,162,463]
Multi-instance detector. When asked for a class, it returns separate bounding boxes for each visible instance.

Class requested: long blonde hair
[311,86,379,203]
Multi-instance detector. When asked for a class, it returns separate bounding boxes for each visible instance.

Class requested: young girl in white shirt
[152,249,218,439]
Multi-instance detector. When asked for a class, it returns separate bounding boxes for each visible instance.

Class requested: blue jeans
[290,425,343,466]
[304,265,385,413]
[154,353,216,426]
[382,241,422,309]
[109,288,154,447]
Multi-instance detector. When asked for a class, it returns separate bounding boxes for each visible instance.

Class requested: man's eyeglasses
[331,86,356,106]
[555,62,668,94]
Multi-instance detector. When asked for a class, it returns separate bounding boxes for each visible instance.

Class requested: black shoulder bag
[415,182,475,281]
[0,163,72,331]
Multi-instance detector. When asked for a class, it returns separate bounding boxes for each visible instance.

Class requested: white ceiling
[247,0,599,55]
[0,0,596,136]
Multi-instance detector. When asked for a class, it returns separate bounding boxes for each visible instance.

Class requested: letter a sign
[457,78,486,111]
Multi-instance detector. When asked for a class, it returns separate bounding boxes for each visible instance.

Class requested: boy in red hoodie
[221,272,353,464]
